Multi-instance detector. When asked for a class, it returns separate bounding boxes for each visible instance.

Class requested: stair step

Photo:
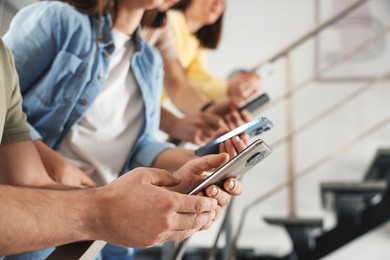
[364,148,390,180]
[321,181,387,193]
[263,217,323,228]
[321,181,387,209]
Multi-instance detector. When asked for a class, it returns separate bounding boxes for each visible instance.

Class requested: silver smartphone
[195,117,273,156]
[188,139,272,195]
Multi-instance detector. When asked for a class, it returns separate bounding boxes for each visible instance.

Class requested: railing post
[285,53,297,217]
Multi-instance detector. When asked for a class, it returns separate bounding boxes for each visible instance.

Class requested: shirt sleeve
[154,26,178,60]
[3,2,71,141]
[1,46,31,145]
[186,47,228,101]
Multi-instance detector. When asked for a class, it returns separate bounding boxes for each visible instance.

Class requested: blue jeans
[0,247,55,260]
[97,244,137,260]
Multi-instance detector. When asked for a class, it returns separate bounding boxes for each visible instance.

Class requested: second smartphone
[195,117,273,156]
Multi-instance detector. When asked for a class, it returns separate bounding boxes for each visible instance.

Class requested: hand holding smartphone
[188,139,272,195]
[195,117,273,156]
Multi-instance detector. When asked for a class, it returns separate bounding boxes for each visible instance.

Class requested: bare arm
[0,185,92,255]
[0,161,222,255]
[0,140,56,187]
[164,58,208,115]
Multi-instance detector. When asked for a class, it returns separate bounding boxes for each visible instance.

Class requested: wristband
[200,101,215,112]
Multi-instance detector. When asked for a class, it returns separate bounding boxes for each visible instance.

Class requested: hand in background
[228,72,261,105]
[34,140,96,188]
[168,112,227,146]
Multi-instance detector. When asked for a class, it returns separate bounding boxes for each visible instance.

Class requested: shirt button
[80,99,88,106]
[98,74,104,81]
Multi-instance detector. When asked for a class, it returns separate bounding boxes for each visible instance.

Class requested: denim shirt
[4,2,173,171]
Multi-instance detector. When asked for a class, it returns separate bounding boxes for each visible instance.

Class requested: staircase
[259,149,390,260]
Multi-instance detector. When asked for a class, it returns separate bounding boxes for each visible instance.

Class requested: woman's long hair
[171,0,223,49]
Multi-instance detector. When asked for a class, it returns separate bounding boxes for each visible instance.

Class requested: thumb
[144,168,181,187]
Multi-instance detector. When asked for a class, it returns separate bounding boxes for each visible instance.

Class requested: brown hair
[171,0,223,49]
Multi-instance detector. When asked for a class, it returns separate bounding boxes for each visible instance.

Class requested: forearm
[165,81,207,115]
[152,147,197,172]
[0,141,55,187]
[0,185,97,255]
[163,59,208,115]
[160,107,180,136]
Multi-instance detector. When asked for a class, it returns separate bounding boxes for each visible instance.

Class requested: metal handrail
[228,105,390,259]
[251,0,371,73]
[209,14,390,260]
[210,53,390,259]
[270,26,390,149]
[255,25,390,117]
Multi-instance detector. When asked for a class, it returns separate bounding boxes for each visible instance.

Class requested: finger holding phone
[169,153,242,209]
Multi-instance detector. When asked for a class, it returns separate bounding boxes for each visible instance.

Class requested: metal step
[321,181,387,224]
[263,217,323,228]
[364,148,390,181]
[263,216,323,255]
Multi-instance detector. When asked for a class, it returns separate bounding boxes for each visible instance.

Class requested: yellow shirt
[0,38,31,145]
[167,10,228,101]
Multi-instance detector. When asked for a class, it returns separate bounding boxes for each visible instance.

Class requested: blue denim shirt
[4,2,173,171]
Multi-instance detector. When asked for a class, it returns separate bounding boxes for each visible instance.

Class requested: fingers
[80,173,97,187]
[143,168,181,187]
[172,209,217,231]
[231,135,247,153]
[199,111,224,130]
[205,185,230,207]
[223,178,242,196]
[229,72,261,103]
[183,153,229,175]
[239,109,252,122]
[219,135,248,158]
[174,192,219,213]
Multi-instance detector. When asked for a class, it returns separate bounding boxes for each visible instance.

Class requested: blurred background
[1,0,390,259]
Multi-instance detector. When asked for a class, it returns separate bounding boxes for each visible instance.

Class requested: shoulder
[15,2,80,18]
[0,39,15,76]
[167,10,186,26]
[12,2,90,30]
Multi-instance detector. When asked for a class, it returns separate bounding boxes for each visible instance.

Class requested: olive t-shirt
[0,38,31,144]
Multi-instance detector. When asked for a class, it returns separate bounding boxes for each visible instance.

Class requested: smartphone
[188,139,272,195]
[238,93,270,113]
[195,117,273,156]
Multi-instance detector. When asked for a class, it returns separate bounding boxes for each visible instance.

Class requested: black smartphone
[188,139,272,195]
[195,117,273,156]
[238,93,270,113]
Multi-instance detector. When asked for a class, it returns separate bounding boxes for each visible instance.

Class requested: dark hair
[171,0,223,49]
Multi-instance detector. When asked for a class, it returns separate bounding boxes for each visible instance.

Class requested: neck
[113,8,143,35]
[184,10,203,34]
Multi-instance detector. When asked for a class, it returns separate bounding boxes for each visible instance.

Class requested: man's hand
[170,153,243,221]
[94,168,221,248]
